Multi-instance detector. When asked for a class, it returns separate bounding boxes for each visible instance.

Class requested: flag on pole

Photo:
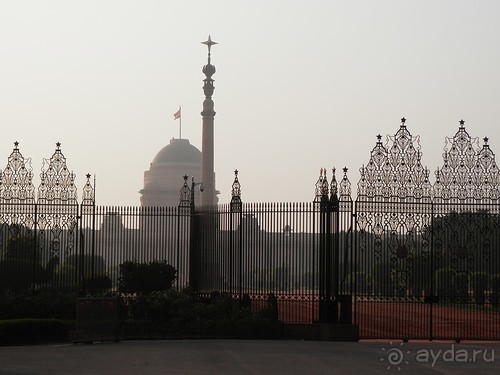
[174,106,182,138]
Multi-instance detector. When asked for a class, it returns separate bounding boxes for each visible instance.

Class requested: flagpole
[179,106,182,139]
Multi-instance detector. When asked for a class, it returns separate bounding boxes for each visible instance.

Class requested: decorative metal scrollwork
[81,173,95,205]
[351,117,500,297]
[434,120,499,202]
[314,168,330,203]
[0,142,35,203]
[230,169,242,212]
[38,143,78,204]
[358,118,432,201]
[315,167,352,204]
[330,168,338,198]
[339,167,352,201]
[357,118,498,202]
[178,175,191,213]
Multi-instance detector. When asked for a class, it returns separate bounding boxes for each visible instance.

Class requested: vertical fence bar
[429,201,434,340]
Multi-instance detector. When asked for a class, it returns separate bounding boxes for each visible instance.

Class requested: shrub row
[0,292,76,320]
[118,290,281,339]
[119,290,278,324]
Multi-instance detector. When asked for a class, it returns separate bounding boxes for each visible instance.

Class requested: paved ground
[0,339,499,374]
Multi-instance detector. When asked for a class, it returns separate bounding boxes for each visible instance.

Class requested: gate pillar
[315,168,340,323]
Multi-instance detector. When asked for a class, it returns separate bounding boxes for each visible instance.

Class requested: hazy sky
[1,1,499,206]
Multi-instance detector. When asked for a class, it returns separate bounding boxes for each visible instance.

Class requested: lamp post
[191,176,204,209]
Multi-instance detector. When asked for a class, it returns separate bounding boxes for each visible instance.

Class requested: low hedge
[0,319,71,345]
[0,292,76,320]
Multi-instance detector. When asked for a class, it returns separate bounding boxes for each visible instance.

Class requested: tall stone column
[201,35,217,207]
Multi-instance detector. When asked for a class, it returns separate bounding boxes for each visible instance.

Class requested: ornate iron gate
[0,142,90,293]
[3,121,499,341]
[353,119,500,340]
[187,118,500,340]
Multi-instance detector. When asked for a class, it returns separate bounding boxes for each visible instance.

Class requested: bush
[470,272,489,305]
[51,264,78,291]
[0,258,58,293]
[82,275,113,296]
[118,261,176,294]
[372,262,392,295]
[240,294,251,310]
[257,293,279,322]
[119,289,276,338]
[0,319,70,345]
[455,272,469,301]
[490,274,500,308]
[0,292,76,320]
[65,254,106,275]
[346,272,372,294]
[435,268,456,297]
[0,229,58,293]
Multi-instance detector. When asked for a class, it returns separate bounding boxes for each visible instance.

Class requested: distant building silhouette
[139,138,202,206]
[139,36,219,207]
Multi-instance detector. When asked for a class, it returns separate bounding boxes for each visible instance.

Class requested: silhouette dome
[140,138,202,206]
[152,138,201,165]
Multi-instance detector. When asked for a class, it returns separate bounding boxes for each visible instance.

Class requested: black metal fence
[354,200,500,340]
[352,119,500,340]
[0,203,191,293]
[2,119,500,341]
[192,201,320,323]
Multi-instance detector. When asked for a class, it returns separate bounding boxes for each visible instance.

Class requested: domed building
[140,36,219,208]
[139,138,202,206]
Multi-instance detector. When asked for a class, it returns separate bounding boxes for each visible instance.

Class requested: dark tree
[118,260,177,294]
[0,228,57,293]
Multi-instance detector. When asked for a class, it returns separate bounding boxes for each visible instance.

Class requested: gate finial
[179,175,191,212]
[339,167,352,201]
[314,168,329,202]
[231,169,241,203]
[230,169,242,212]
[82,173,95,205]
[330,168,338,197]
